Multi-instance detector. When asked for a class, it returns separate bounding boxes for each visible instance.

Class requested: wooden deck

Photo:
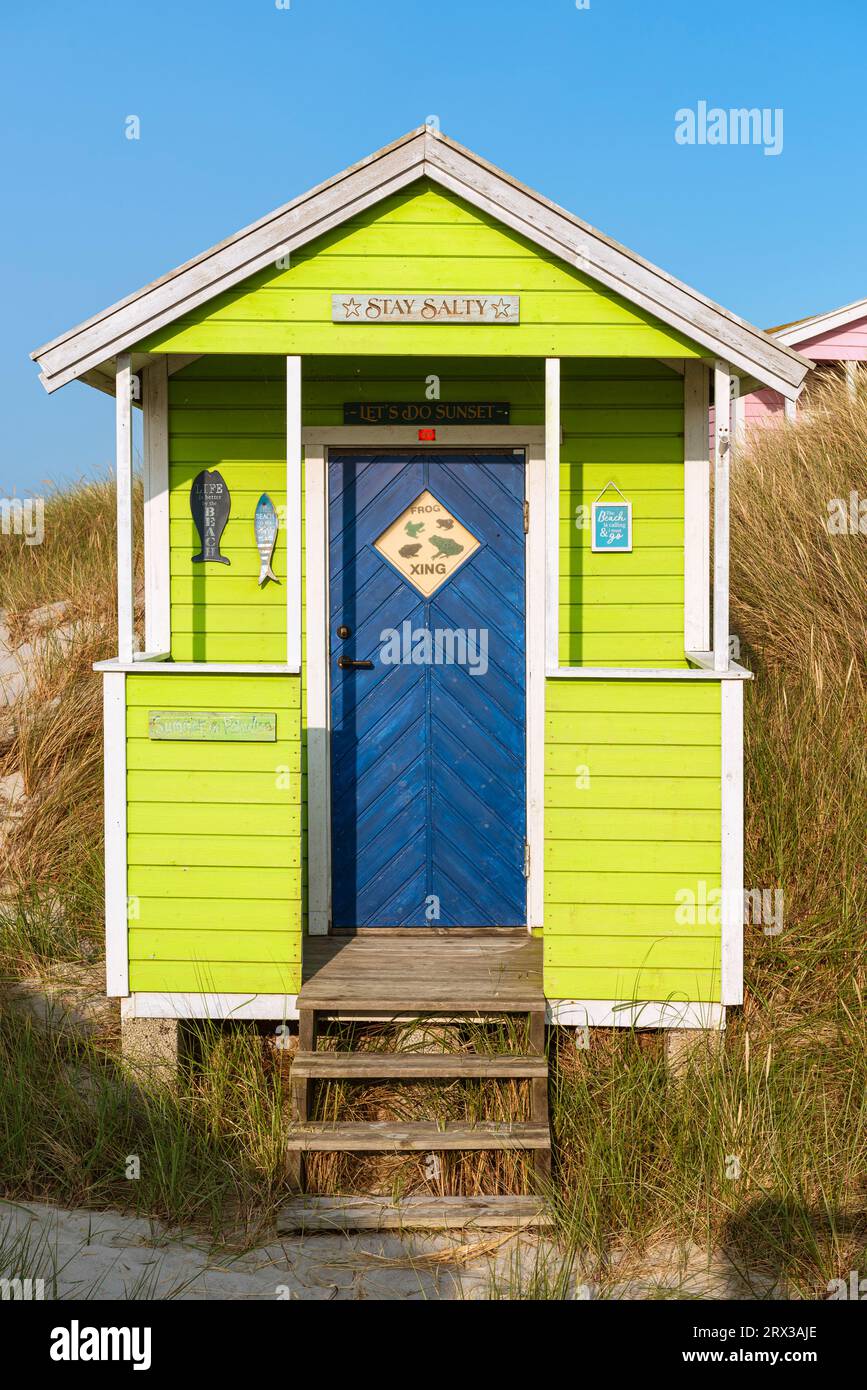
[298,932,544,1015]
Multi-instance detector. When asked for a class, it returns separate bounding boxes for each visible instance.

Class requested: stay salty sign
[591,494,632,552]
[332,294,519,324]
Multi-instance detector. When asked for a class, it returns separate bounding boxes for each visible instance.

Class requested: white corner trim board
[115,354,135,664]
[286,356,302,673]
[121,994,300,1021]
[713,361,732,672]
[547,1000,725,1030]
[304,442,331,936]
[683,360,710,652]
[720,679,745,1005]
[544,357,561,674]
[142,357,170,655]
[103,672,129,997]
[525,436,547,932]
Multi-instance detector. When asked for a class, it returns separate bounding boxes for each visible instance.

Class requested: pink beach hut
[712,294,867,442]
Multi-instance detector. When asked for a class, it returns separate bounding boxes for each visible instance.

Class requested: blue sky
[2,0,864,493]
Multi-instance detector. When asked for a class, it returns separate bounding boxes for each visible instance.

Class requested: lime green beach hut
[31,128,809,1173]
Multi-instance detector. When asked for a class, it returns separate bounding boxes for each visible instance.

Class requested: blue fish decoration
[254,493,280,586]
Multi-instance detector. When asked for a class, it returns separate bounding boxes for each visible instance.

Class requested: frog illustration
[429,535,464,558]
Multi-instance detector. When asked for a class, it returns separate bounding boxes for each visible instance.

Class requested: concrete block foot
[120,1016,179,1087]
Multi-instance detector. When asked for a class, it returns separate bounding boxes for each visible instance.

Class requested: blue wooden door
[329,452,526,928]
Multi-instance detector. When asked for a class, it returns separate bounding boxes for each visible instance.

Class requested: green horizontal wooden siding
[126,673,302,994]
[543,679,722,1003]
[169,354,685,669]
[142,181,703,360]
[167,361,287,663]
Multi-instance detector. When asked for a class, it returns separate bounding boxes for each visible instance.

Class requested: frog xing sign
[332,293,520,323]
[373,489,481,597]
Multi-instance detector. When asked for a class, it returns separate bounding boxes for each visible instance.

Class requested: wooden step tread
[276,1196,552,1233]
[298,996,545,1015]
[285,1120,550,1152]
[292,1051,547,1080]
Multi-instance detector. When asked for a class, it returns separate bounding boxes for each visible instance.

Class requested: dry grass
[0,474,133,634]
[729,374,866,680]
[729,378,866,1032]
[1,475,142,973]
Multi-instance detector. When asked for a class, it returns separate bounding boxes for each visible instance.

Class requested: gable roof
[31,126,810,398]
[770,294,867,348]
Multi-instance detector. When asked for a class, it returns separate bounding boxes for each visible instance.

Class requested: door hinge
[523,839,531,878]
[523,499,530,533]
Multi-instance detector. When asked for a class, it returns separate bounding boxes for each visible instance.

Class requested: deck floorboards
[298,933,544,1014]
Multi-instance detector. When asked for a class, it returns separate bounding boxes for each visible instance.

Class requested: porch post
[712,361,732,672]
[683,361,710,652]
[845,361,858,398]
[115,353,135,662]
[286,356,302,672]
[142,357,170,655]
[544,357,561,673]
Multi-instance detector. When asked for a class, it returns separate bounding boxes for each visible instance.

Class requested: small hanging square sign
[591,500,632,552]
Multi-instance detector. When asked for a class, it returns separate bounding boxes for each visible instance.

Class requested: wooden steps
[277,1195,552,1232]
[287,934,551,1212]
[285,1120,550,1151]
[291,1050,547,1080]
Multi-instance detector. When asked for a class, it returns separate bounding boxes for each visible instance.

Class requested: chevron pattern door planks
[328,452,527,927]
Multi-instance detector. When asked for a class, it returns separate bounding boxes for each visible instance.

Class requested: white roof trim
[773,294,867,348]
[31,127,810,398]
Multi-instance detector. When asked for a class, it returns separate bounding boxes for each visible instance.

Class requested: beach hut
[726,294,867,435]
[30,128,810,1187]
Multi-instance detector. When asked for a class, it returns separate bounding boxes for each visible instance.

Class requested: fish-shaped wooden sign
[190,469,231,565]
[254,493,280,586]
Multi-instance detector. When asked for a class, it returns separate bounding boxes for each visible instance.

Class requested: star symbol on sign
[490,297,512,319]
[343,297,362,318]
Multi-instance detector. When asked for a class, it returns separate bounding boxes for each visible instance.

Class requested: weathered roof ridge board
[30,126,810,397]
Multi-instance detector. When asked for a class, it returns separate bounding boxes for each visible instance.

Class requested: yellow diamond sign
[374,490,481,597]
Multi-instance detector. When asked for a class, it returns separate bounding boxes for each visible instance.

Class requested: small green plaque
[148,710,276,742]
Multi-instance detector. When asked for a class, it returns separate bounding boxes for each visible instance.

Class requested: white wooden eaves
[772,294,867,349]
[31,126,810,398]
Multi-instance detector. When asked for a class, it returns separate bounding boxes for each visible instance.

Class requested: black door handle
[337,655,374,670]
